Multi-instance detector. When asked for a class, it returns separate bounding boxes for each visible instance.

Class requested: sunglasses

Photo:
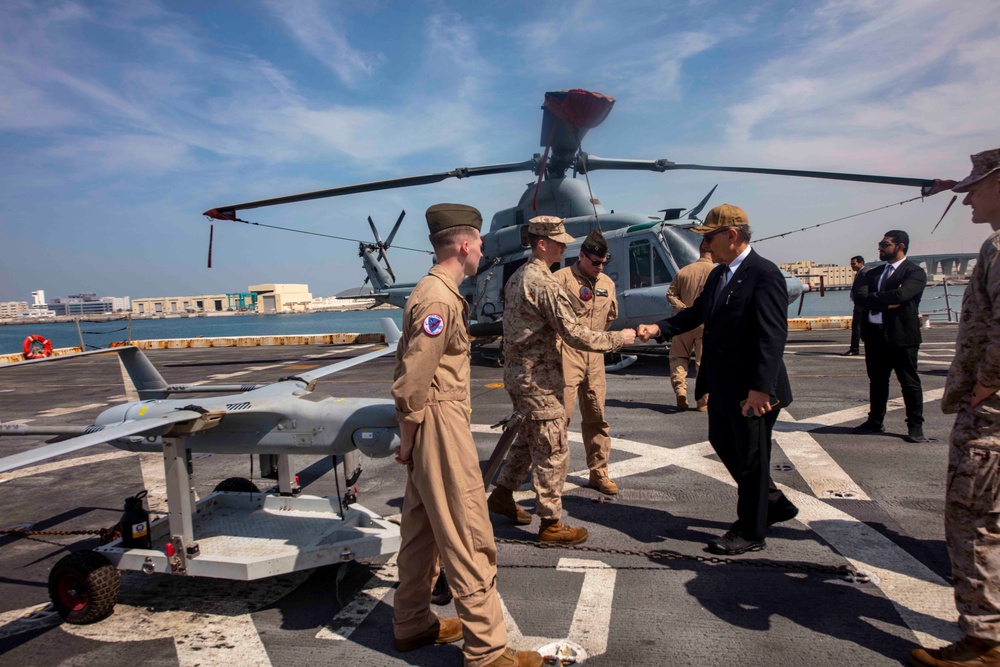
[704,227,732,241]
[585,253,611,267]
[877,241,895,248]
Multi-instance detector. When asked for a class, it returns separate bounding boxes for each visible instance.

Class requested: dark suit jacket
[657,248,792,416]
[849,265,871,308]
[856,258,927,347]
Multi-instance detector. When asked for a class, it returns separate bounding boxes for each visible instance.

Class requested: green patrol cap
[426,203,483,234]
[581,230,608,257]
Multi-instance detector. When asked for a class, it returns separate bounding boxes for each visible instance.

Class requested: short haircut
[735,225,752,244]
[884,229,909,252]
[527,232,544,249]
[851,255,864,264]
[429,225,477,253]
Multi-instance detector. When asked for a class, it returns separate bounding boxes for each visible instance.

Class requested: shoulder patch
[422,313,445,336]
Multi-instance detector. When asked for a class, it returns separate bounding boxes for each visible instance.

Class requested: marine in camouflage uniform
[553,230,620,495]
[912,148,1000,667]
[491,216,630,546]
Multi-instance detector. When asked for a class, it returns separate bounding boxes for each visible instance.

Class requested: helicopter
[204,89,948,336]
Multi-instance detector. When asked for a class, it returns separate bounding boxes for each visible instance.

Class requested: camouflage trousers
[497,392,568,521]
[945,399,1000,642]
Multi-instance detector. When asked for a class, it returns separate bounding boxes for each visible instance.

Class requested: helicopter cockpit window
[629,239,673,289]
[519,225,530,248]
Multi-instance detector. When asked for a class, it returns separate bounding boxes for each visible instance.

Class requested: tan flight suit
[666,257,715,406]
[940,231,1000,643]
[498,258,624,519]
[553,263,618,477]
[391,264,506,666]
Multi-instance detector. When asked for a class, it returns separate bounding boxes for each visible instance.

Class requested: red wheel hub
[57,574,88,611]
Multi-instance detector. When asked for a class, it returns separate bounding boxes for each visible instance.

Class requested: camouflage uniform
[940,231,1000,643]
[498,258,624,520]
[553,263,618,477]
[666,257,715,406]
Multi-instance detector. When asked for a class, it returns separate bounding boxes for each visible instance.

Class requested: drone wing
[296,318,402,384]
[0,409,204,474]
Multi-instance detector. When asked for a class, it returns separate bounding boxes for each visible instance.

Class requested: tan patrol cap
[952,148,1000,193]
[528,215,575,244]
[687,203,748,234]
[425,203,483,234]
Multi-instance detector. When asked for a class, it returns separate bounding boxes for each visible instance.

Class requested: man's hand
[621,328,637,346]
[743,389,772,417]
[637,323,660,342]
[971,383,998,408]
[395,421,418,468]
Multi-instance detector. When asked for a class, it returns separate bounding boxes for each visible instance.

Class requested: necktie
[714,266,731,308]
[879,264,894,290]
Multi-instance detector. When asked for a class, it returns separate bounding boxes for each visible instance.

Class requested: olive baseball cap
[952,148,1000,193]
[425,203,483,234]
[687,203,748,234]
[528,216,575,244]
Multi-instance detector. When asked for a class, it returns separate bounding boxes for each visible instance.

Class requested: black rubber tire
[48,551,120,625]
[214,477,261,493]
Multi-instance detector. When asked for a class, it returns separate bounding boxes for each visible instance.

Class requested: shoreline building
[778,261,855,289]
[132,284,313,316]
[44,293,131,316]
[0,302,29,318]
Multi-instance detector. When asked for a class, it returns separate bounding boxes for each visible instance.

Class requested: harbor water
[0,284,965,355]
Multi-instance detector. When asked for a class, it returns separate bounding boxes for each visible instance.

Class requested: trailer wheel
[214,477,261,493]
[48,551,120,625]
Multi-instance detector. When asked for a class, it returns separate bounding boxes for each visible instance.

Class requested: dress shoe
[539,519,588,546]
[904,426,930,443]
[484,647,544,667]
[767,502,799,526]
[676,394,689,411]
[589,471,619,495]
[852,420,885,435]
[841,349,860,356]
[910,634,1000,666]
[487,485,532,525]
[394,616,463,652]
[708,529,766,555]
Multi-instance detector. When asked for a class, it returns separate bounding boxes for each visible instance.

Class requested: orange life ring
[23,334,53,359]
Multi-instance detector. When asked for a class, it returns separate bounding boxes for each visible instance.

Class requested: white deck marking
[773,413,871,500]
[781,388,945,432]
[0,451,134,485]
[316,554,399,641]
[499,557,616,658]
[36,403,106,418]
[207,371,253,380]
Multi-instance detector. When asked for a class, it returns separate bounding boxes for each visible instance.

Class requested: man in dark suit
[842,255,868,355]
[851,230,928,442]
[638,204,798,555]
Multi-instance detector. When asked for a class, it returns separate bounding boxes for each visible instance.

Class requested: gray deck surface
[0,328,963,665]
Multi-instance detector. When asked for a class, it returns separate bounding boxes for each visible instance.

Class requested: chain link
[1,526,120,544]
[495,536,871,583]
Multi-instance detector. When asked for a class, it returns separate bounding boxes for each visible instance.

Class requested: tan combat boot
[589,470,618,495]
[539,519,588,545]
[394,616,463,652]
[910,635,1000,666]
[487,485,532,525]
[695,395,708,412]
[484,647,544,667]
[676,393,689,411]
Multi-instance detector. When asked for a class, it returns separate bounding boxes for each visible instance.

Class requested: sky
[1,0,998,302]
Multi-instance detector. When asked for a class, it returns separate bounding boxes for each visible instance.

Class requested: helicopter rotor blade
[204,160,537,219]
[687,184,718,220]
[368,216,385,247]
[577,154,939,193]
[384,210,405,249]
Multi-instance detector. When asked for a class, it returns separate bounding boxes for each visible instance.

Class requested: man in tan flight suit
[910,149,1000,667]
[666,238,714,411]
[392,204,542,667]
[488,216,636,545]
[553,230,620,495]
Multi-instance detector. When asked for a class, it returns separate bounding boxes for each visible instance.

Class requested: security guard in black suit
[639,204,798,555]
[852,230,928,442]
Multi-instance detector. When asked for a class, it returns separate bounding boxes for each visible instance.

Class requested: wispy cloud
[261,0,383,87]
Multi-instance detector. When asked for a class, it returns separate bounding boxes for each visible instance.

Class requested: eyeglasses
[704,227,732,242]
[585,253,611,267]
[877,241,895,248]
